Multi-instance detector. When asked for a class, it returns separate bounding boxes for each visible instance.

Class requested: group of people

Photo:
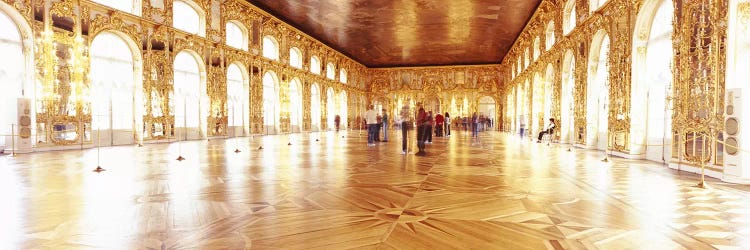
[364,105,389,146]
[364,103,455,156]
[410,108,453,155]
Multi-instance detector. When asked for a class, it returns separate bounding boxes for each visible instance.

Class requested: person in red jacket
[435,113,444,137]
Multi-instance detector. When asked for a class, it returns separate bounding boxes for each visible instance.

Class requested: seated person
[537,118,556,143]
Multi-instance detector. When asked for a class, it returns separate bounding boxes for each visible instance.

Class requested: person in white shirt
[365,105,378,146]
[537,118,556,143]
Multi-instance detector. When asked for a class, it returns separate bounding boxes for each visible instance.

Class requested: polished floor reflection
[1,130,750,249]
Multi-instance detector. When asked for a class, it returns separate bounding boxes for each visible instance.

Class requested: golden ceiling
[245,0,542,67]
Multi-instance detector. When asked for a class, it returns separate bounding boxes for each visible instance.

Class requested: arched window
[91,0,141,16]
[524,48,530,68]
[339,69,347,84]
[262,71,279,134]
[563,0,577,35]
[262,35,279,61]
[589,0,608,12]
[310,83,321,131]
[0,8,29,148]
[338,91,348,129]
[326,88,335,130]
[173,50,206,140]
[289,47,303,69]
[173,0,205,37]
[326,63,336,80]
[90,32,141,145]
[586,30,610,150]
[545,21,555,50]
[561,50,576,143]
[517,57,522,73]
[630,0,674,162]
[289,78,303,132]
[227,63,248,136]
[226,21,248,51]
[310,56,321,74]
[533,36,540,60]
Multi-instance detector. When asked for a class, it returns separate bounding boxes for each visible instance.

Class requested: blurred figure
[400,105,411,154]
[444,112,451,137]
[382,109,389,142]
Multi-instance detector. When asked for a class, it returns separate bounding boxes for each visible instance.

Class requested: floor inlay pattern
[1,130,749,249]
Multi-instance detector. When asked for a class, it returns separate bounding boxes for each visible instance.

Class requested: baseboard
[609,151,645,160]
[668,162,723,180]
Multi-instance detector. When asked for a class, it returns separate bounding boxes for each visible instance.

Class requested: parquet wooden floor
[1,130,749,249]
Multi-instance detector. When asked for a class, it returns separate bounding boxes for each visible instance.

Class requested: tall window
[563,0,577,35]
[326,63,336,80]
[289,78,303,132]
[227,63,247,129]
[524,48,530,68]
[533,36,540,60]
[226,21,248,51]
[339,69,347,84]
[338,91,348,129]
[173,0,205,36]
[517,57,522,73]
[92,0,141,15]
[545,21,555,50]
[262,71,279,133]
[173,50,204,140]
[327,88,335,129]
[90,33,136,132]
[262,36,279,61]
[289,47,303,69]
[310,56,321,74]
[310,83,321,131]
[0,10,26,147]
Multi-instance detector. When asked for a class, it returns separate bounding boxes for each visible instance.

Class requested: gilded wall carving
[503,0,729,170]
[367,65,503,124]
[9,0,366,147]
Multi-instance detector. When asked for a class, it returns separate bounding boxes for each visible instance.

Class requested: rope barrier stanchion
[93,123,106,172]
[11,124,16,157]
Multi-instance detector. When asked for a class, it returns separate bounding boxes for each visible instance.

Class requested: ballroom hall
[1,0,750,249]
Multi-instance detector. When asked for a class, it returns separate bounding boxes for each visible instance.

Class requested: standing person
[400,105,411,154]
[444,112,451,137]
[334,115,341,132]
[416,107,427,155]
[435,112,444,137]
[375,114,382,142]
[472,112,479,138]
[382,109,389,142]
[537,118,556,143]
[427,111,434,143]
[365,105,377,146]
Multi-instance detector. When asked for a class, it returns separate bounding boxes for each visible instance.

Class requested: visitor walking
[375,114,382,142]
[334,115,341,132]
[444,112,451,137]
[416,107,427,155]
[471,112,479,138]
[435,112,444,137]
[365,105,377,146]
[400,105,411,154]
[382,109,389,142]
[427,111,434,143]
